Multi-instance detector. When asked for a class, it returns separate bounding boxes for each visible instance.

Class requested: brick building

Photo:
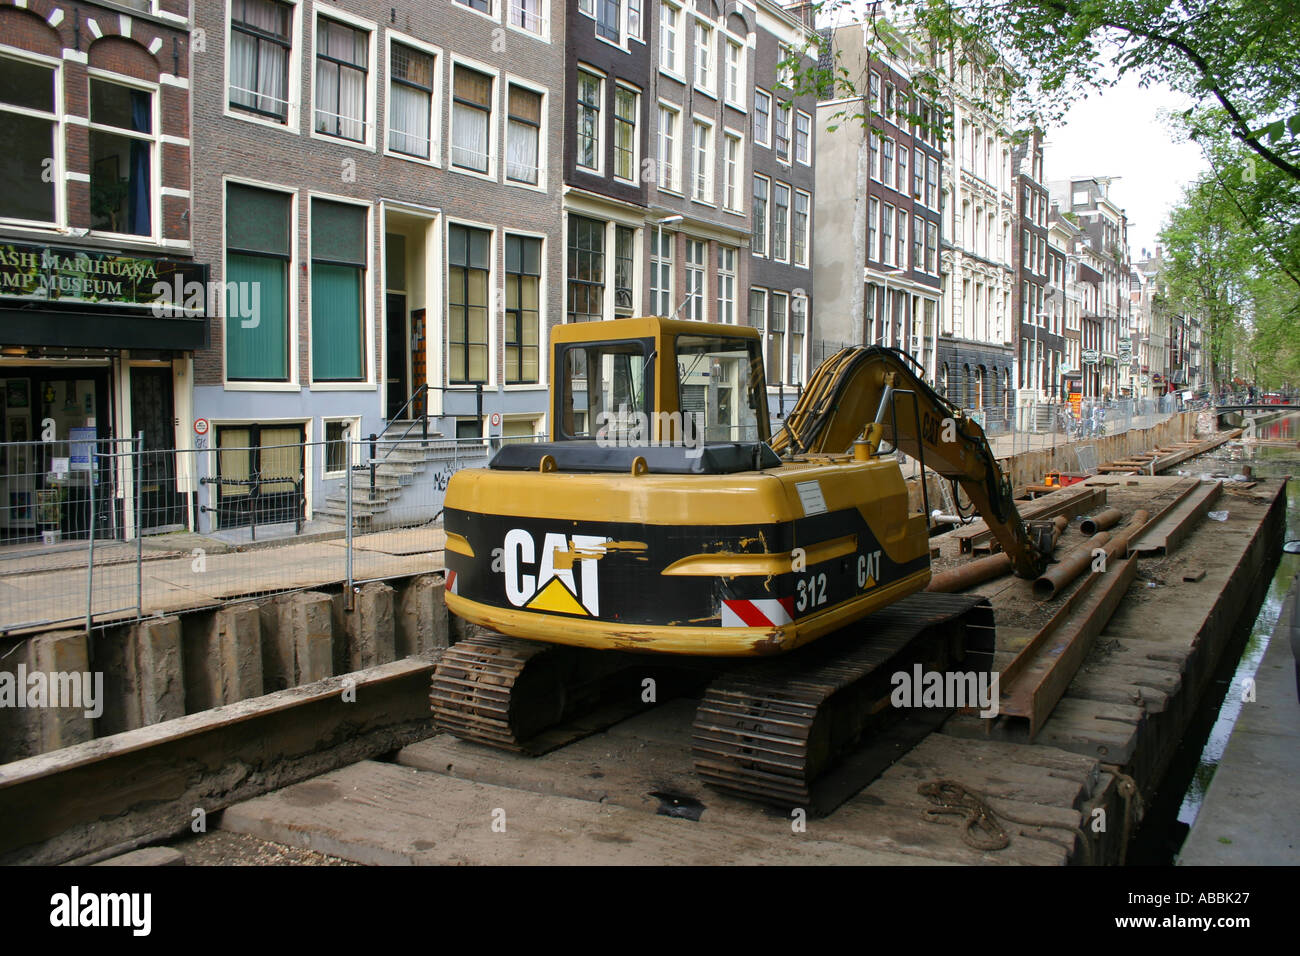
[188,0,566,529]
[1012,129,1062,405]
[0,0,199,538]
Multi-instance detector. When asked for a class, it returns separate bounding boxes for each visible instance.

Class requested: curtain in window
[231,0,288,116]
[339,67,365,140]
[311,264,363,380]
[226,254,287,380]
[128,90,152,235]
[506,86,540,182]
[390,83,429,156]
[453,106,488,169]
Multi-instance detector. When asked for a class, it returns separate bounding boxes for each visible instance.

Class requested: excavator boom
[772,345,1048,579]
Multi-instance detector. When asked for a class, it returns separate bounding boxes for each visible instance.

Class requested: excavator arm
[771,346,1049,578]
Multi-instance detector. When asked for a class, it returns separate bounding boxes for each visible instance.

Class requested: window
[89,79,155,236]
[926,156,938,207]
[869,132,879,180]
[660,2,682,74]
[884,82,894,123]
[576,70,601,171]
[568,215,605,322]
[717,245,736,324]
[628,0,642,40]
[695,22,716,92]
[657,103,681,191]
[913,147,923,199]
[753,89,770,146]
[315,17,369,142]
[229,0,292,122]
[451,65,493,173]
[692,119,712,203]
[926,220,938,274]
[774,102,790,162]
[613,85,638,181]
[505,235,541,383]
[388,42,435,159]
[795,110,811,164]
[509,0,546,36]
[752,175,769,256]
[789,295,806,383]
[868,197,879,264]
[448,224,490,383]
[882,138,894,188]
[225,183,290,381]
[776,43,794,91]
[684,239,706,321]
[725,39,744,107]
[772,183,790,261]
[913,214,923,272]
[324,419,356,474]
[896,207,906,269]
[898,145,907,194]
[0,53,57,224]
[614,225,635,315]
[650,227,673,315]
[768,292,787,383]
[723,132,742,211]
[749,288,766,336]
[458,0,491,12]
[882,203,894,265]
[869,71,880,114]
[597,0,621,42]
[311,199,367,381]
[793,190,809,267]
[506,84,542,184]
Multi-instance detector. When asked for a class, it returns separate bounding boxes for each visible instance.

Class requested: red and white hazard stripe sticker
[721,597,795,628]
[445,570,458,594]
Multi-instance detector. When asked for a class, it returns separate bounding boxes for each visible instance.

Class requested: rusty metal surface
[1129,481,1224,556]
[1079,508,1123,535]
[1033,532,1113,601]
[1000,556,1141,738]
[956,485,1104,555]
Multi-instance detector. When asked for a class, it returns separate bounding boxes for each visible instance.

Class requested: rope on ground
[918,778,1095,865]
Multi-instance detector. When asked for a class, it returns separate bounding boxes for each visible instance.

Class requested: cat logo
[498,529,607,616]
[857,549,883,590]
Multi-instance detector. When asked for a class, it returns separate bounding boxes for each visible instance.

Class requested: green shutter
[226,253,287,380]
[311,263,363,380]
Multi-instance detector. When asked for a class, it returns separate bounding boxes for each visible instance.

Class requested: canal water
[1133,411,1300,864]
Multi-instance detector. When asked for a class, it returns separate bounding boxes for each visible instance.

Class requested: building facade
[188,0,566,529]
[0,0,200,539]
[811,24,942,383]
[1011,129,1062,406]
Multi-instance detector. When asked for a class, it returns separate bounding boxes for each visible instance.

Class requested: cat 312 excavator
[432,316,1053,810]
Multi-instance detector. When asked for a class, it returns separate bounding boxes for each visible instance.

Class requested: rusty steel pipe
[927,515,1071,594]
[1033,532,1112,601]
[1080,507,1123,535]
[1102,509,1151,562]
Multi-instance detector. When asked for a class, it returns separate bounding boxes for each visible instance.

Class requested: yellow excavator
[433,316,1051,808]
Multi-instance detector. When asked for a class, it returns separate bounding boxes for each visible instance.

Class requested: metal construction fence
[0,392,1183,635]
[0,433,541,635]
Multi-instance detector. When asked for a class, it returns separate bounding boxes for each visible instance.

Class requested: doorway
[385,292,409,419]
[214,423,305,529]
[130,366,184,532]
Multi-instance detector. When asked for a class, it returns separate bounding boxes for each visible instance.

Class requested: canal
[1132,411,1300,864]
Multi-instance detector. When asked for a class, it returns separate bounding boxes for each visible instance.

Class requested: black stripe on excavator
[444,506,929,627]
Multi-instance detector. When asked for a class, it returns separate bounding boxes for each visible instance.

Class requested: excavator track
[692,592,995,814]
[430,631,696,755]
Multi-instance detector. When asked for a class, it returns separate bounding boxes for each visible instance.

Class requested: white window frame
[444,215,498,389]
[309,4,378,152]
[612,82,641,185]
[684,237,707,321]
[504,74,548,192]
[657,100,683,194]
[691,115,714,205]
[724,36,746,110]
[693,18,715,96]
[383,32,442,167]
[221,175,300,391]
[322,416,362,477]
[753,88,771,147]
[794,109,811,165]
[793,188,810,268]
[448,55,501,182]
[722,129,744,214]
[306,190,375,389]
[659,1,684,78]
[0,45,65,231]
[575,66,604,176]
[86,68,162,243]
[717,244,737,324]
[772,181,791,263]
[752,173,770,258]
[224,0,303,134]
[774,100,791,165]
[507,0,551,42]
[454,0,499,26]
